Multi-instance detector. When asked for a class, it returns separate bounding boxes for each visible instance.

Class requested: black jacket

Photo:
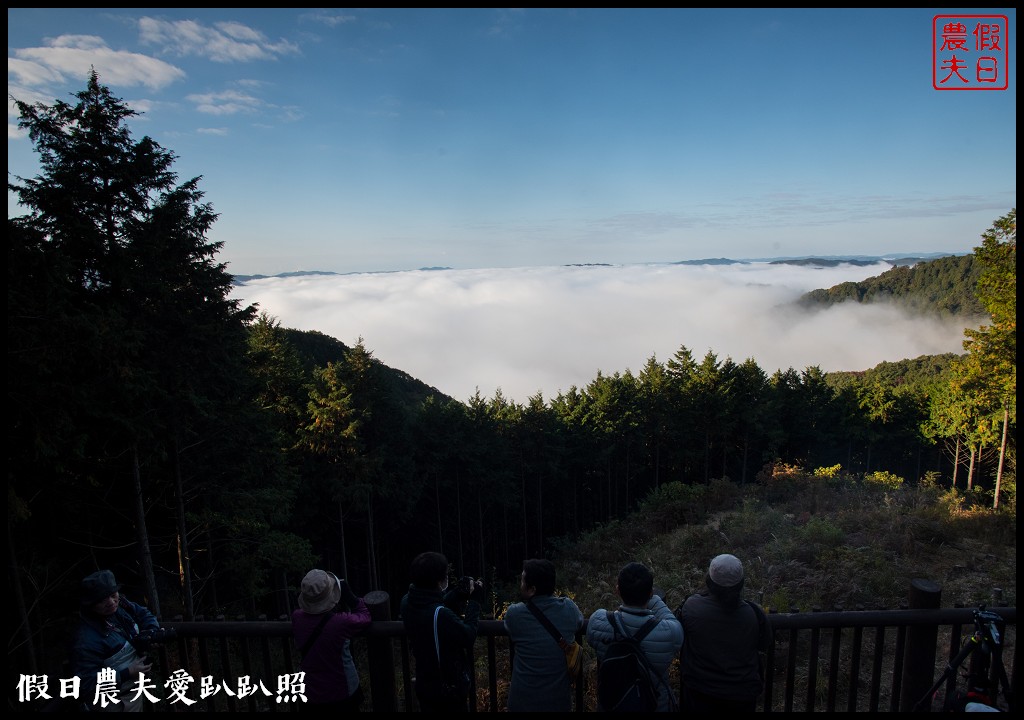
[399,585,480,699]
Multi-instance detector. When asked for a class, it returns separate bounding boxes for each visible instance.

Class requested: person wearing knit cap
[69,569,161,711]
[677,553,771,712]
[291,569,371,711]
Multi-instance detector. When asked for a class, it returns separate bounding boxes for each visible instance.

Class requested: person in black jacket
[399,551,483,712]
[678,553,771,712]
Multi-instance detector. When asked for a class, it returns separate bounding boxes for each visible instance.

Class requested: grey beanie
[708,554,744,588]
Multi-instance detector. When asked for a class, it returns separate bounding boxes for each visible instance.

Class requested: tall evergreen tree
[8,71,303,649]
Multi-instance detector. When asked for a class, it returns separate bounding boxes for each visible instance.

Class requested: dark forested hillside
[827,353,962,394]
[797,254,985,318]
[281,327,448,404]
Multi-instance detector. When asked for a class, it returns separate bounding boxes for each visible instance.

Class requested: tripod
[914,606,1015,712]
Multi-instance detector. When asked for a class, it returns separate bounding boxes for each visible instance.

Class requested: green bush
[796,515,845,548]
[864,470,905,491]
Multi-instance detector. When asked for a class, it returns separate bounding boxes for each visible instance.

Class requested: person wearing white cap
[291,568,371,710]
[677,553,771,712]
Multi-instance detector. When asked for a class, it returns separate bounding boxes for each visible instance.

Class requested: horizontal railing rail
[150,599,1016,712]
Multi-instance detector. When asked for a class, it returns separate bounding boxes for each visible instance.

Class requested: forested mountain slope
[281,327,447,405]
[797,254,985,318]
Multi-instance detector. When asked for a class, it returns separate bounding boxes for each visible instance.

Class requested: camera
[974,607,1004,647]
[130,627,178,654]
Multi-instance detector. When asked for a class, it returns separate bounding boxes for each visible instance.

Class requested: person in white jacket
[586,562,683,711]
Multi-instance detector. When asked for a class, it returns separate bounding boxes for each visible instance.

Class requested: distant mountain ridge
[232,266,453,284]
[232,253,965,284]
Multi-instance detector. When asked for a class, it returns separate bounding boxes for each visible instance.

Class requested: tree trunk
[536,467,544,557]
[172,434,195,620]
[9,521,36,673]
[366,491,378,590]
[704,428,711,483]
[966,446,976,491]
[952,437,960,489]
[132,444,160,618]
[618,448,626,516]
[206,526,220,611]
[434,473,443,554]
[521,460,528,559]
[993,405,1008,510]
[477,494,485,580]
[338,496,349,580]
[606,457,612,523]
[456,470,464,575]
[742,434,749,484]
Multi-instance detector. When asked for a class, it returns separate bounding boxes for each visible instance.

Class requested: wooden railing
[152,590,1015,712]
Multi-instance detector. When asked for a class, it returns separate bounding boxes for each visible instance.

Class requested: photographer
[399,552,484,712]
[69,569,163,712]
[291,568,371,711]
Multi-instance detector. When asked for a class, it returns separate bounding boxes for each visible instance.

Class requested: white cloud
[231,262,972,405]
[138,17,298,63]
[10,35,185,90]
[301,12,357,28]
[186,89,263,116]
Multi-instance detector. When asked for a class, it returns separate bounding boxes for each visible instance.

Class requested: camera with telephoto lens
[130,627,178,654]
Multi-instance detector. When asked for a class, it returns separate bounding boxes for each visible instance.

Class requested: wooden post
[900,578,941,711]
[364,590,396,713]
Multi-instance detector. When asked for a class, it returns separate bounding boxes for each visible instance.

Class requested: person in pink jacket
[291,569,371,710]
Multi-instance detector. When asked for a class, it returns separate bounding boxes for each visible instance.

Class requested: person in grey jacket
[503,558,584,712]
[586,562,683,712]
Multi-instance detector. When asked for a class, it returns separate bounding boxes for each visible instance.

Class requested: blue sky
[8,8,1017,277]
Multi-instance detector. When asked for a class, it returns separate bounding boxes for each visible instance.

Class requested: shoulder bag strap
[526,599,571,648]
[299,612,333,657]
[433,605,443,664]
[745,600,767,631]
[633,615,661,643]
[610,610,660,642]
[608,609,625,639]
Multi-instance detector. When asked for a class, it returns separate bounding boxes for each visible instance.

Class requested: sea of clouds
[230,262,971,405]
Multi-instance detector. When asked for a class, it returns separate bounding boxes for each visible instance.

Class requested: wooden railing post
[364,590,397,712]
[900,578,942,711]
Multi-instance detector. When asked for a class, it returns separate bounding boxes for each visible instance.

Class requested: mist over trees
[7,75,1016,682]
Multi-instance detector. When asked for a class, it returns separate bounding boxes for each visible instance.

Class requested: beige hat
[708,554,744,588]
[298,569,341,614]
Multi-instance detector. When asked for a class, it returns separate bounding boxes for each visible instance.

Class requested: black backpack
[597,612,662,712]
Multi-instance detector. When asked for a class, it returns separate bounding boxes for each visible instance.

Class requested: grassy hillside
[474,465,1015,712]
[549,465,1015,619]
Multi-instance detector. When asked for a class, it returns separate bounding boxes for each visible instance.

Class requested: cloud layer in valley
[231,262,972,405]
